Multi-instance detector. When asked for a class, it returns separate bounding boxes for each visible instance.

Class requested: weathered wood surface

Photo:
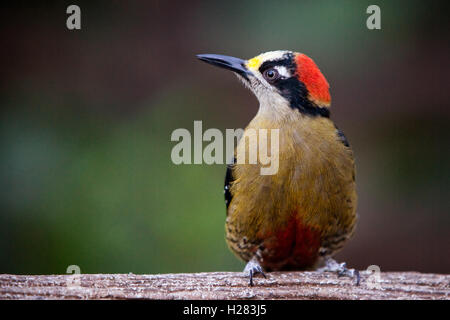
[0,271,448,300]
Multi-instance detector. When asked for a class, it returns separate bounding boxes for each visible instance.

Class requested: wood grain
[0,271,448,300]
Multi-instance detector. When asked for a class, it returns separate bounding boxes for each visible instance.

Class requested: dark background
[1,1,449,275]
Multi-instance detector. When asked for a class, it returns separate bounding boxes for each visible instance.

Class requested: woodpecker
[197,51,359,286]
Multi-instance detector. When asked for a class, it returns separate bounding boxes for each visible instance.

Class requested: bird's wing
[224,157,236,214]
[335,126,350,147]
[335,126,356,183]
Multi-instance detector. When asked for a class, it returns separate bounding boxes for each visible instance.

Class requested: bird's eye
[263,68,279,82]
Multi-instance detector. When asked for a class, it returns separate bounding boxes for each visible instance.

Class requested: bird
[197,50,359,286]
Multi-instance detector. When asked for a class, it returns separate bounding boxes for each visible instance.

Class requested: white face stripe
[274,65,291,78]
[255,50,290,63]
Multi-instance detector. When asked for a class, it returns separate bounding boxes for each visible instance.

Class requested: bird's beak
[196,54,251,80]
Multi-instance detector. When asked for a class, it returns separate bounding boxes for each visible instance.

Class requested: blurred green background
[1,1,449,275]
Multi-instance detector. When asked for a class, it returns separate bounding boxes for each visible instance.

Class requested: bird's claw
[244,259,266,286]
[318,257,360,286]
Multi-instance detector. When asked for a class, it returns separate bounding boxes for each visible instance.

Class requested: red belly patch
[259,215,321,270]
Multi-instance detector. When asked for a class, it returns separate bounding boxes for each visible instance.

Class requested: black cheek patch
[274,77,330,118]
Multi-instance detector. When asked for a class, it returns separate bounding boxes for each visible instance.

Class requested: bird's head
[197,50,331,118]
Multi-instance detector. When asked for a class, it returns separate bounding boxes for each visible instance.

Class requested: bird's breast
[226,113,357,269]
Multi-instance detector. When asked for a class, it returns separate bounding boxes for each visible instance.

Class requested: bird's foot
[317,257,360,286]
[243,258,266,286]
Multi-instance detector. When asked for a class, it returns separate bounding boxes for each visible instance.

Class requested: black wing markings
[224,157,236,214]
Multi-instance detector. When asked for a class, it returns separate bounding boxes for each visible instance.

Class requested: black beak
[196,54,251,80]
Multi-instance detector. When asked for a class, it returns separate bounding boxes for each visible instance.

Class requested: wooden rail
[0,271,448,300]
